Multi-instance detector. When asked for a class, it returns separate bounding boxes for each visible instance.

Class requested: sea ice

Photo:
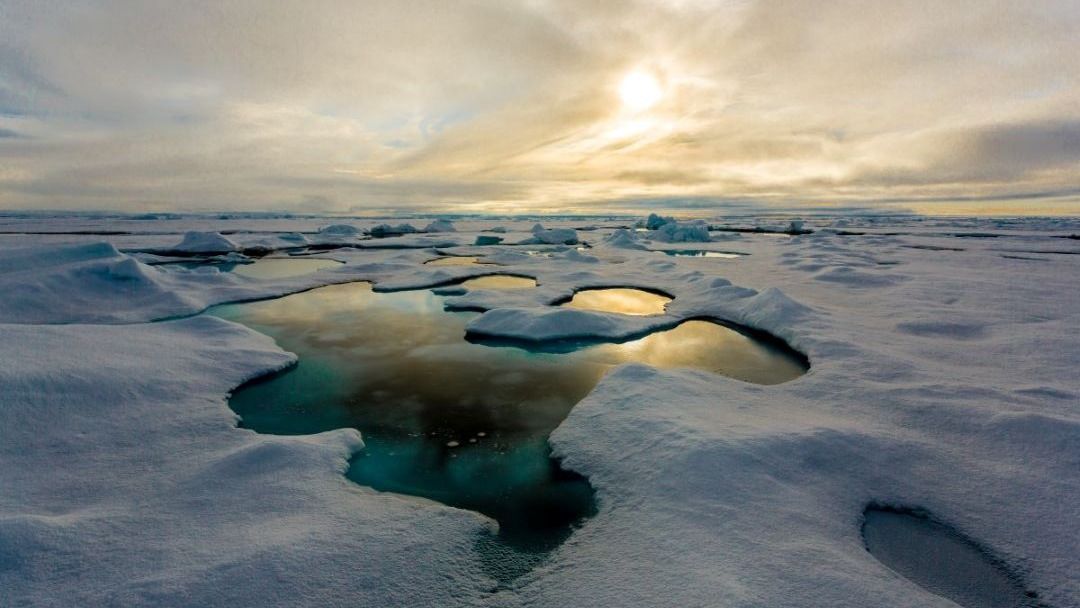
[173,231,240,254]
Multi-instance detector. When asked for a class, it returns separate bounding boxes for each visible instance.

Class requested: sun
[618,71,663,112]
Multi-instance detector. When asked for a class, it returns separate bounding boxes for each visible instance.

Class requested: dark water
[210,282,806,578]
[660,250,742,258]
[862,506,1037,608]
[561,287,672,316]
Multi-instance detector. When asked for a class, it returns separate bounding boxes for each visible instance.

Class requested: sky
[1,0,1078,216]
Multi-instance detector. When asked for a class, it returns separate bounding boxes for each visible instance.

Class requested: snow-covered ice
[649,219,712,243]
[424,219,457,233]
[0,213,1077,607]
[171,231,240,254]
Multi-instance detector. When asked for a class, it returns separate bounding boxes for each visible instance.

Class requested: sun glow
[618,71,663,112]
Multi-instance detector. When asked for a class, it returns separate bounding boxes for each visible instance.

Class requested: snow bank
[0,241,393,324]
[0,242,199,323]
[172,231,239,254]
[0,317,492,606]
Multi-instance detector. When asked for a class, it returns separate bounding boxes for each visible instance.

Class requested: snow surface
[0,317,491,607]
[1,213,1077,607]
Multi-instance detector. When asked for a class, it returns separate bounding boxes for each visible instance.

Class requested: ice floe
[0,213,1076,607]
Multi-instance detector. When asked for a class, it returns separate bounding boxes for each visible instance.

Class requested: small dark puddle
[561,287,672,316]
[660,250,743,259]
[165,257,341,279]
[862,505,1039,608]
[210,283,805,581]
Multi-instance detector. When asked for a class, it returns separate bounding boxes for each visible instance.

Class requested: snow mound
[736,287,814,347]
[173,231,239,254]
[650,220,711,243]
[0,242,197,324]
[279,232,309,243]
[0,241,120,273]
[559,249,599,263]
[423,219,456,233]
[318,224,360,235]
[524,224,580,245]
[603,229,648,250]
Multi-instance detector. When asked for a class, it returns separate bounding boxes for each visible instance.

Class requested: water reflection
[459,275,537,290]
[562,287,672,315]
[210,282,805,578]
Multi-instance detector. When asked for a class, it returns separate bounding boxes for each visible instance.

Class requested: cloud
[0,0,1078,213]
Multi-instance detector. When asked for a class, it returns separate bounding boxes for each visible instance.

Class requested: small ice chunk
[651,221,711,243]
[645,213,676,230]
